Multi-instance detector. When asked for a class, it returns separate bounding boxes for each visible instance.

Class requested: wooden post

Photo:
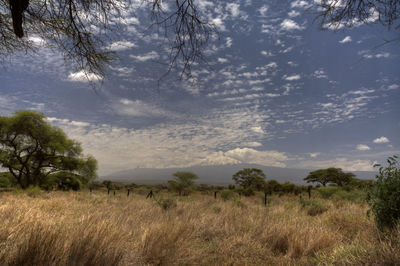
[214,191,217,199]
[127,189,130,197]
[307,186,312,199]
[264,192,267,206]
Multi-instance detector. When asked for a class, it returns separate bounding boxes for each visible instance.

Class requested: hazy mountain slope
[103,164,377,185]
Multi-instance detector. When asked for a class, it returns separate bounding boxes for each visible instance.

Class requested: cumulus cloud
[106,41,136,51]
[373,136,389,144]
[68,71,102,82]
[130,51,159,61]
[200,148,288,167]
[357,144,370,151]
[339,36,352,44]
[226,3,240,17]
[113,98,176,118]
[291,0,310,9]
[47,108,271,175]
[258,5,269,16]
[284,74,301,81]
[309,152,320,158]
[280,19,304,31]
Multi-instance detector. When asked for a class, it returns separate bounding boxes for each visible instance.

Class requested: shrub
[367,156,400,231]
[156,197,177,210]
[300,198,328,216]
[0,176,11,188]
[220,189,237,201]
[317,186,340,199]
[13,186,44,198]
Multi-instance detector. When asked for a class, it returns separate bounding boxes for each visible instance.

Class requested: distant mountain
[102,164,377,185]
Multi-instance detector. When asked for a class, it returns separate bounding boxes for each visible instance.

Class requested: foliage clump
[168,171,198,196]
[368,156,400,231]
[220,189,237,201]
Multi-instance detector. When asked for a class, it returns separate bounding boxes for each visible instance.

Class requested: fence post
[127,189,130,197]
[264,192,267,206]
[214,191,217,199]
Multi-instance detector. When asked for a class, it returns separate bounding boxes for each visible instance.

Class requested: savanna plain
[1,187,399,266]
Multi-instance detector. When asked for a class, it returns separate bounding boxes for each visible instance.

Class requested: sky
[0,0,399,176]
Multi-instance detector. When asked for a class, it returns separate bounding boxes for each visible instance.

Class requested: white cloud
[291,0,309,9]
[280,19,304,31]
[225,37,233,48]
[359,50,391,59]
[284,74,301,81]
[339,36,352,44]
[296,158,376,171]
[309,152,320,158]
[212,17,226,31]
[226,3,240,17]
[288,10,300,17]
[313,69,328,79]
[373,136,389,144]
[130,51,159,61]
[387,84,399,90]
[106,41,136,51]
[357,144,370,151]
[68,71,102,82]
[258,5,269,16]
[113,98,175,118]
[201,148,288,167]
[218,57,229,63]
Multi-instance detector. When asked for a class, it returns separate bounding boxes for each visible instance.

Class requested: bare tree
[314,0,400,32]
[0,0,213,79]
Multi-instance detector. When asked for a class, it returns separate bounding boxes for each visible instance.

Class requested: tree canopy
[0,110,97,189]
[168,171,198,196]
[0,0,213,79]
[232,168,266,190]
[304,168,356,187]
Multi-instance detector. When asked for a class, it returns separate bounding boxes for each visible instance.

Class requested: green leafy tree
[304,168,355,187]
[0,176,11,188]
[0,111,97,189]
[367,155,400,231]
[168,171,198,196]
[232,168,266,190]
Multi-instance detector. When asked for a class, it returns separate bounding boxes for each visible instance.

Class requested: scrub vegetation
[1,184,400,265]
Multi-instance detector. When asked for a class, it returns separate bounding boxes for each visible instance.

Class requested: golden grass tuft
[0,191,398,265]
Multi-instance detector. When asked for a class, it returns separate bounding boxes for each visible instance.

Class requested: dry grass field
[0,189,399,265]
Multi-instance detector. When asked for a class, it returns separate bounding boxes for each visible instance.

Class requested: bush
[0,176,11,188]
[368,156,400,231]
[300,198,328,216]
[13,186,44,198]
[316,186,340,199]
[220,189,237,201]
[156,197,177,210]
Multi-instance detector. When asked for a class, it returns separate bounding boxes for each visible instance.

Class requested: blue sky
[0,0,399,175]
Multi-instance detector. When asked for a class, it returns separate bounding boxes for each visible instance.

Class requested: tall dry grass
[0,190,398,265]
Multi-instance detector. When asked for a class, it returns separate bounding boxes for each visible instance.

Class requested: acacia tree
[168,171,198,196]
[304,168,355,187]
[0,0,213,79]
[0,110,97,188]
[232,168,266,190]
